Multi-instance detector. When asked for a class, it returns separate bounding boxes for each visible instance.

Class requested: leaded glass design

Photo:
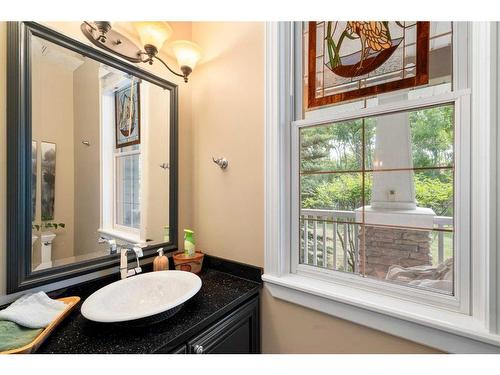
[304,22,453,110]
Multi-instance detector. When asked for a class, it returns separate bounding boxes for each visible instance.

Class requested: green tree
[299,105,455,270]
[410,106,454,168]
[300,119,367,172]
[302,174,371,211]
[300,105,454,213]
[414,172,453,216]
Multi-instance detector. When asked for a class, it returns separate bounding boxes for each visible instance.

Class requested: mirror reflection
[30,34,171,271]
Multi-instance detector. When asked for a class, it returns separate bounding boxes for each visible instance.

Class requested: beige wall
[190,22,264,266]
[143,84,170,242]
[31,40,76,263]
[73,58,101,255]
[261,288,439,353]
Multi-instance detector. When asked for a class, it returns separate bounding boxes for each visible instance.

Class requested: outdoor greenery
[300,105,455,271]
[300,105,454,217]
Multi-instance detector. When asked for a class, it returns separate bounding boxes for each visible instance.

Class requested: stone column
[356,208,434,278]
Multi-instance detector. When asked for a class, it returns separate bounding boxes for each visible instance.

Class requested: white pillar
[371,91,415,210]
[356,91,436,229]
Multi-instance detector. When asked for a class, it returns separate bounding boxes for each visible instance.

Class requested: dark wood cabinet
[170,345,188,354]
[168,296,260,354]
[188,297,260,354]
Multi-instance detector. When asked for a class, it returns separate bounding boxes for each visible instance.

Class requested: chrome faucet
[120,245,143,279]
[98,236,117,254]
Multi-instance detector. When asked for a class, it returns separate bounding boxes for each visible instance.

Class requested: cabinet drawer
[188,297,260,354]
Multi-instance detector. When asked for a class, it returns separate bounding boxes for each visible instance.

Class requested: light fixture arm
[152,55,191,83]
[137,50,190,83]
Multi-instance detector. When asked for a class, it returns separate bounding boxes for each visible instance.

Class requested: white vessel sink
[81,271,202,323]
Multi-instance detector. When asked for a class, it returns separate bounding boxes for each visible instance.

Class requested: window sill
[98,228,141,244]
[262,273,500,353]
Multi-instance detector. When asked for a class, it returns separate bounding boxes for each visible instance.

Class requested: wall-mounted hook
[212,156,229,170]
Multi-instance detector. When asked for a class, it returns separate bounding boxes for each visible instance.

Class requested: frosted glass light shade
[134,22,173,51]
[171,40,202,70]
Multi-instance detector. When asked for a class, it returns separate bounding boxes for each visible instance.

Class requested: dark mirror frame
[7,22,179,293]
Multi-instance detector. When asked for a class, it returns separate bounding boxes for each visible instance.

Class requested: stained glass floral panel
[307,21,430,108]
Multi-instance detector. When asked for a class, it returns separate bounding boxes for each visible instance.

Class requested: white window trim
[97,227,140,244]
[263,21,500,353]
[99,86,142,243]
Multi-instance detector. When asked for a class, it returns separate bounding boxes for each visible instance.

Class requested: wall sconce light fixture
[81,21,201,82]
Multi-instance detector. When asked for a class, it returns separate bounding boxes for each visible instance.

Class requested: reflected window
[115,145,141,230]
[100,73,143,240]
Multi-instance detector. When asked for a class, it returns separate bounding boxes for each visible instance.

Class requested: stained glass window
[304,22,453,111]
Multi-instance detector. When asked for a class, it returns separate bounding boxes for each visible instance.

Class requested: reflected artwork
[115,81,141,148]
[41,142,56,221]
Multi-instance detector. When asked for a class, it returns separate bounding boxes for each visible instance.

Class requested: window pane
[365,105,454,170]
[298,103,454,295]
[301,173,365,211]
[362,169,454,229]
[362,225,453,294]
[301,217,361,274]
[300,119,363,172]
[116,153,140,229]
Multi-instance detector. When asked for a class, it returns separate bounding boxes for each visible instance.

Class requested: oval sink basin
[81,271,202,323]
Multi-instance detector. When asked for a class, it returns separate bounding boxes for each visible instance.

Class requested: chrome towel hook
[212,156,229,170]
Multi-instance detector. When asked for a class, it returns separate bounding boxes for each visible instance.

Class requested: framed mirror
[7,22,178,293]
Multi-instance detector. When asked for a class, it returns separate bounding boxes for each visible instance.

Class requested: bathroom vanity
[36,257,261,354]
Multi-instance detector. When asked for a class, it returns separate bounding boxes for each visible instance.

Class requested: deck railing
[300,209,453,271]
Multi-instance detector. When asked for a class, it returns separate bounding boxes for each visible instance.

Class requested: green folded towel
[0,320,43,352]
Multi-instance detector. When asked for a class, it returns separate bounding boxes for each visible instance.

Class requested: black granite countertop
[37,266,261,354]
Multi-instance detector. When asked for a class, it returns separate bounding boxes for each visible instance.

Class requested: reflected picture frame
[115,81,141,148]
[40,141,56,221]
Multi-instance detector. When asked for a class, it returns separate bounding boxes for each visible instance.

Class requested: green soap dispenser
[184,229,195,257]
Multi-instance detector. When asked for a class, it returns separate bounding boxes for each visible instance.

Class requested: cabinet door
[188,297,260,354]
